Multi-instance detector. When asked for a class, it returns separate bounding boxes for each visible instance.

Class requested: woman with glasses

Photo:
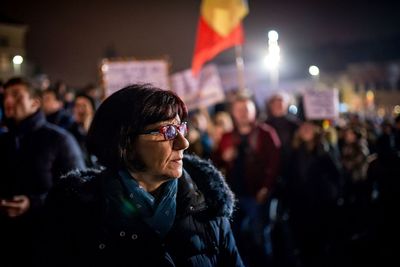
[39,84,244,267]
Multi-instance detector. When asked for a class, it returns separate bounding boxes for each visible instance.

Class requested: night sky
[2,0,400,87]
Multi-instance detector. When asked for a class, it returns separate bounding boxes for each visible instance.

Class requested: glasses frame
[140,122,188,141]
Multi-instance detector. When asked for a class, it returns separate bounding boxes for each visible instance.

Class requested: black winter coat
[0,111,85,207]
[39,154,244,267]
[0,110,85,266]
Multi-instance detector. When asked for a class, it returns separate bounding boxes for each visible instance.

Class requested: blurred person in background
[34,73,51,92]
[284,121,343,267]
[211,111,234,150]
[42,88,74,130]
[68,93,97,167]
[340,127,369,183]
[365,126,400,267]
[186,109,214,159]
[265,92,301,167]
[0,77,85,266]
[63,87,76,114]
[82,83,102,108]
[39,84,243,267]
[213,91,281,267]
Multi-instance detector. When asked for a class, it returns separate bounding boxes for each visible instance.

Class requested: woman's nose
[173,131,189,151]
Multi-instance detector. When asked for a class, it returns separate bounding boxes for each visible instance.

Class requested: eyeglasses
[140,122,188,141]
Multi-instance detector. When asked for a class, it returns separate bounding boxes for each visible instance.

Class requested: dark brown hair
[87,84,187,171]
[4,77,42,99]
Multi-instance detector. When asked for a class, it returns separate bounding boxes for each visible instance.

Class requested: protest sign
[100,58,170,98]
[303,89,339,120]
[171,64,225,111]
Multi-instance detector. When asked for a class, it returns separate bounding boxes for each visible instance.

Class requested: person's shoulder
[45,168,107,225]
[42,121,71,135]
[40,122,78,143]
[183,154,235,218]
[48,168,105,203]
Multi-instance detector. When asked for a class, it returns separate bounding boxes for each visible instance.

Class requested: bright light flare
[264,53,280,70]
[268,30,279,42]
[288,104,298,115]
[13,55,23,65]
[308,65,319,76]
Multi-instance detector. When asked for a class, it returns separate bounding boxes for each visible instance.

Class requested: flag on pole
[191,0,249,76]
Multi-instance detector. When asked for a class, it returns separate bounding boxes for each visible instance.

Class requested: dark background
[2,0,400,86]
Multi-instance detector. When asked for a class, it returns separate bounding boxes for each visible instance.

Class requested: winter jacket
[38,154,244,267]
[0,110,85,266]
[45,108,74,130]
[0,111,85,207]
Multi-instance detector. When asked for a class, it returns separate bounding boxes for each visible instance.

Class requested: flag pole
[235,45,246,92]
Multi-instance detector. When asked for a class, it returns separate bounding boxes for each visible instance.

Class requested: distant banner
[303,89,339,120]
[100,58,170,97]
[171,64,225,110]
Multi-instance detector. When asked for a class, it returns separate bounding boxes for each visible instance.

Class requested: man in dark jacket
[0,77,85,266]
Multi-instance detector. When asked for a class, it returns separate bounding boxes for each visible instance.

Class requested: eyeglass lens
[164,123,187,140]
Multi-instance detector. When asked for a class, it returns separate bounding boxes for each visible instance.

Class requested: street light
[264,30,280,89]
[308,65,319,77]
[308,65,320,89]
[13,55,23,65]
[12,55,24,75]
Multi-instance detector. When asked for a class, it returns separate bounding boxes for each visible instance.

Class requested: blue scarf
[118,169,177,238]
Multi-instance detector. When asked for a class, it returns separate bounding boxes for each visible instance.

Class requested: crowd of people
[0,75,399,267]
[187,91,400,267]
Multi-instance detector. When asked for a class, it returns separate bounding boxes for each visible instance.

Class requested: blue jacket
[39,154,244,267]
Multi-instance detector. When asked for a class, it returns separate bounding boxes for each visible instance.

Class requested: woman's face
[133,115,189,180]
[73,97,94,123]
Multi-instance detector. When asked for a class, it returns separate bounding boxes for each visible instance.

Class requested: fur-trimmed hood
[182,154,235,218]
[54,154,235,219]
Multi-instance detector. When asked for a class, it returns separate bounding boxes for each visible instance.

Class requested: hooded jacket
[38,154,244,267]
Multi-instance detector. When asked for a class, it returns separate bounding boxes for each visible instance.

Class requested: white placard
[303,89,339,120]
[171,64,225,111]
[101,59,170,97]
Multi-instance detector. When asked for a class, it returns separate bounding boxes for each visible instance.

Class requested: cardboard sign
[171,64,225,111]
[303,89,339,120]
[100,59,170,97]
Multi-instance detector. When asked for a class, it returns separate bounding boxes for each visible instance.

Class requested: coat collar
[58,154,236,219]
[6,110,46,135]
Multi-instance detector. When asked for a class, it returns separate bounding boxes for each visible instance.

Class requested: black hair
[43,87,64,102]
[4,77,42,99]
[87,84,188,171]
[75,93,97,112]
